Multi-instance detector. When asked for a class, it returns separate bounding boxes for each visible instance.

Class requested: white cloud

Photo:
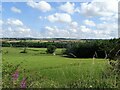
[79,23,117,39]
[17,27,31,33]
[3,18,33,38]
[45,26,54,32]
[0,19,3,25]
[96,22,118,34]
[71,22,78,28]
[59,2,75,14]
[39,18,118,39]
[38,16,47,20]
[43,18,117,39]
[69,28,77,33]
[74,0,118,38]
[38,16,42,20]
[3,1,118,39]
[7,18,23,26]
[47,13,72,23]
[11,7,21,13]
[27,0,51,12]
[80,25,92,33]
[83,20,95,27]
[80,0,118,17]
[44,26,70,38]
[99,14,118,22]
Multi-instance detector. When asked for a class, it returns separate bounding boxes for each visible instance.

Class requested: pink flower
[12,70,19,80]
[20,77,27,88]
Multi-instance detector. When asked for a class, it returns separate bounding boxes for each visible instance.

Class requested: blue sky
[1,0,118,39]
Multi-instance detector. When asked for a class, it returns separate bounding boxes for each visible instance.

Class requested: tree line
[2,38,120,58]
[64,38,120,58]
[2,41,67,48]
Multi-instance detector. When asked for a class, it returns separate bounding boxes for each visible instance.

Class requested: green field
[2,47,115,88]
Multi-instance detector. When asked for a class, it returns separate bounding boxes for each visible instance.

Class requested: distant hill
[0,37,110,41]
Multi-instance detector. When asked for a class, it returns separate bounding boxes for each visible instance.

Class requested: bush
[46,45,56,54]
[20,48,27,53]
[107,41,120,88]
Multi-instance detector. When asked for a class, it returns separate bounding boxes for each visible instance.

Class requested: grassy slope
[2,47,111,87]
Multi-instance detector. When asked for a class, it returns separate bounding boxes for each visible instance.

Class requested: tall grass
[2,59,118,88]
[2,47,119,88]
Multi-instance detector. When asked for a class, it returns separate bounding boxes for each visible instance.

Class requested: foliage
[2,41,67,48]
[2,47,120,88]
[64,39,119,58]
[2,60,59,88]
[2,59,118,88]
[64,42,99,58]
[20,47,27,53]
[46,45,56,54]
[107,39,120,88]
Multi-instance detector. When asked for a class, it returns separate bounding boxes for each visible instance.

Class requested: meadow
[2,47,117,88]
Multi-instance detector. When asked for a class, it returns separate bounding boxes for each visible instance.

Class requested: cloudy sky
[1,0,119,39]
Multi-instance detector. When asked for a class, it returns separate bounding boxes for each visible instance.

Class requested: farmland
[2,47,117,88]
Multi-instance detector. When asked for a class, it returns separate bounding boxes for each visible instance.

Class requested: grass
[2,47,116,88]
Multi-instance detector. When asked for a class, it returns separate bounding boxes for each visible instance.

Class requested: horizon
[1,0,119,39]
[1,37,119,40]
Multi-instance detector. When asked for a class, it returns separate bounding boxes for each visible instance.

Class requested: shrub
[20,47,27,53]
[107,40,120,88]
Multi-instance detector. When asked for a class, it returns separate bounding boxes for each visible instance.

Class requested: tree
[65,42,99,58]
[46,45,56,54]
[98,40,115,59]
[20,39,27,53]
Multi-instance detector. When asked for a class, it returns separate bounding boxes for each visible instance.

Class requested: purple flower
[12,70,19,80]
[20,77,27,88]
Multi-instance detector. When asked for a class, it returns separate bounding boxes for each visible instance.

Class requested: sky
[1,0,119,39]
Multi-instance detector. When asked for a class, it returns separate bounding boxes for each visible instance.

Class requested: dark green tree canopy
[46,45,56,54]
